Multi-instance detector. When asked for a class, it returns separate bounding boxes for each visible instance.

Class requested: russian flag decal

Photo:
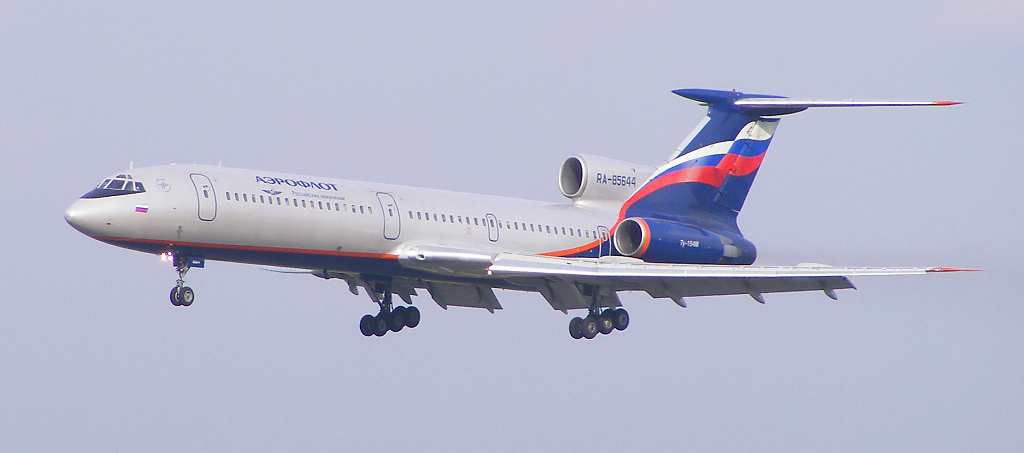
[135,205,149,213]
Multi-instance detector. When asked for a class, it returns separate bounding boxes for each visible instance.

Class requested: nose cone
[64,199,106,237]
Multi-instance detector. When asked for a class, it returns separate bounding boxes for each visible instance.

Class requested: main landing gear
[568,308,629,339]
[568,286,629,339]
[168,253,195,307]
[359,282,420,337]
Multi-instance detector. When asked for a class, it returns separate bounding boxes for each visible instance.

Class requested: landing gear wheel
[568,317,584,339]
[359,314,375,337]
[581,316,599,339]
[598,310,614,335]
[372,314,389,337]
[388,307,406,332]
[403,306,421,328]
[178,287,194,306]
[612,308,629,331]
[170,287,182,306]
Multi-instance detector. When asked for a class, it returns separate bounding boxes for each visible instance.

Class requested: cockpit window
[81,174,147,199]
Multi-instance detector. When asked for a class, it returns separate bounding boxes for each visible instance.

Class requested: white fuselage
[65,164,618,280]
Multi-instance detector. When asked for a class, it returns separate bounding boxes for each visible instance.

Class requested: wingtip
[926,267,982,273]
[932,101,963,106]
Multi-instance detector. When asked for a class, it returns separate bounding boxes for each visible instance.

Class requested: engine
[559,154,656,204]
[613,217,756,264]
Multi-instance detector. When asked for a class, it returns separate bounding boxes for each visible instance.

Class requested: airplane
[64,88,971,339]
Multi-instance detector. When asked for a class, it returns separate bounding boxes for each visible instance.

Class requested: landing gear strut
[169,254,195,307]
[568,287,628,340]
[359,282,420,337]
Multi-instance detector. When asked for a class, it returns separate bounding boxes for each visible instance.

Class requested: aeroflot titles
[255,176,338,191]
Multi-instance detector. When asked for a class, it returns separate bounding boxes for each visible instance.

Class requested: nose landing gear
[167,253,198,307]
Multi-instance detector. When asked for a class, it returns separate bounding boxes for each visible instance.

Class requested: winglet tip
[933,101,963,106]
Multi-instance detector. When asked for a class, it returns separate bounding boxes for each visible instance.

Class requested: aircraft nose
[64,199,106,236]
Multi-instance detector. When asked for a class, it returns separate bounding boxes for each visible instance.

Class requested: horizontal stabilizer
[672,88,960,116]
[734,98,962,108]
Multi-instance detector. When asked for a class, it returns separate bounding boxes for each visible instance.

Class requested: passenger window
[359,206,364,214]
[243,194,248,202]
[327,202,331,210]
[545,225,550,233]
[417,212,422,220]
[449,215,454,223]
[530,224,535,232]
[577,229,581,236]
[441,215,446,223]
[474,218,479,226]
[569,228,574,236]
[318,201,323,209]
[259,195,264,203]
[301,200,306,208]
[277,197,281,205]
[585,230,590,238]
[367,207,372,214]
[203,189,209,198]
[409,211,413,219]
[335,203,339,211]
[561,227,566,235]
[432,213,437,221]
[225,192,231,201]
[458,216,462,224]
[489,219,495,228]
[285,199,290,206]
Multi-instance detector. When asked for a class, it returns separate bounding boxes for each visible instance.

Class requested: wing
[309,245,974,313]
[486,253,970,310]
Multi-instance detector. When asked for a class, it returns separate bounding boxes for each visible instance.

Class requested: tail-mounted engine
[613,217,756,264]
[559,154,656,204]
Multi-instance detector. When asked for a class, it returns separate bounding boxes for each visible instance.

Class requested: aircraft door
[376,192,401,240]
[598,226,610,257]
[190,174,217,221]
[485,213,499,242]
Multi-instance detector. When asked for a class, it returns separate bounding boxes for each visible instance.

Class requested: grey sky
[2,1,1021,451]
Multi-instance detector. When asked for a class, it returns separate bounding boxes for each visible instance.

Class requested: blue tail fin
[619,89,790,229]
[618,88,959,228]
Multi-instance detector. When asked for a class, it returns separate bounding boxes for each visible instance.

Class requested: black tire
[388,307,406,332]
[169,287,181,306]
[179,287,194,306]
[359,314,375,336]
[403,306,421,328]
[373,314,389,337]
[612,308,629,331]
[581,316,598,339]
[598,314,614,335]
[568,317,584,339]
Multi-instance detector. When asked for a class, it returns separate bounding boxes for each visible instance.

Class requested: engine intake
[558,154,656,204]
[613,217,756,264]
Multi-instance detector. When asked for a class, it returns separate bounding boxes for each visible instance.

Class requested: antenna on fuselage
[129,161,134,169]
[218,161,222,166]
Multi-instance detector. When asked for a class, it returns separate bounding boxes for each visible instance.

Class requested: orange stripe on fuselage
[96,236,399,260]
[540,239,603,257]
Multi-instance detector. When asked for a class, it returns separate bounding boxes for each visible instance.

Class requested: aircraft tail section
[619,88,960,230]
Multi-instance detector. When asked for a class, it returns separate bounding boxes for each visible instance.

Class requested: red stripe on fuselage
[95,236,399,260]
